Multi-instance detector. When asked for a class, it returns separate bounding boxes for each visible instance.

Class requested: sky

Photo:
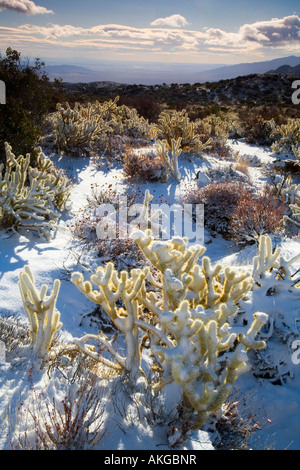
[0,0,300,66]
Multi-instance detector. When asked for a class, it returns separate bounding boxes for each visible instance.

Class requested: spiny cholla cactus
[109,103,150,140]
[253,234,300,293]
[0,143,70,239]
[19,265,62,360]
[71,191,267,429]
[150,109,212,154]
[51,101,113,155]
[51,98,151,156]
[155,138,182,181]
[270,118,300,160]
[198,113,241,148]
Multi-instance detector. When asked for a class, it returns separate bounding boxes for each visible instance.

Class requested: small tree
[0,48,61,164]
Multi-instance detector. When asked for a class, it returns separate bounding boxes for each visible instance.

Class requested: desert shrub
[229,188,286,245]
[11,375,106,450]
[244,116,275,146]
[71,184,144,269]
[204,164,250,185]
[123,150,166,182]
[118,94,162,122]
[237,105,287,146]
[183,181,253,237]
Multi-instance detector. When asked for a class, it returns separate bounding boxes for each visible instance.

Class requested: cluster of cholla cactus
[0,143,70,239]
[270,118,300,160]
[68,190,269,429]
[51,101,114,155]
[51,98,151,156]
[151,109,212,154]
[17,192,299,427]
[197,112,241,149]
[110,103,150,141]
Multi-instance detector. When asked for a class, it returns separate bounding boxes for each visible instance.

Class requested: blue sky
[0,0,300,65]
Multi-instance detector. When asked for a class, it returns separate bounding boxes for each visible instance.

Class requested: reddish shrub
[183,181,253,237]
[123,150,166,182]
[229,188,286,244]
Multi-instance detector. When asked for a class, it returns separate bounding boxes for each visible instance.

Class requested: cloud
[0,0,53,15]
[204,15,300,48]
[1,14,300,59]
[150,14,189,28]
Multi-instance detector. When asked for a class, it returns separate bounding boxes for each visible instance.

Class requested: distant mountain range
[44,55,300,85]
[268,63,300,75]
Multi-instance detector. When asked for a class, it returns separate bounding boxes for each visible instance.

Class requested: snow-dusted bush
[182,181,253,237]
[123,150,166,182]
[229,187,286,245]
[0,143,70,238]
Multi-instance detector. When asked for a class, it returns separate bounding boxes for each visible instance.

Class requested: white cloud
[0,0,53,15]
[150,14,189,28]
[1,14,300,59]
[204,15,300,48]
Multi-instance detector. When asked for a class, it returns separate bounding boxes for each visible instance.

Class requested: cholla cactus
[71,191,267,428]
[51,98,151,156]
[199,113,241,148]
[18,265,62,360]
[51,101,112,155]
[285,204,300,228]
[71,263,151,376]
[270,118,300,160]
[253,234,300,292]
[110,103,150,140]
[152,301,268,428]
[0,143,70,239]
[154,138,182,181]
[151,109,212,154]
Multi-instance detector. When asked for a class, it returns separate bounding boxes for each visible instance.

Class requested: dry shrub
[183,181,253,237]
[12,376,106,450]
[96,238,146,271]
[229,188,286,245]
[123,150,166,182]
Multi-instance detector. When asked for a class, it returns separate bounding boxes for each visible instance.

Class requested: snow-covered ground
[0,139,299,450]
